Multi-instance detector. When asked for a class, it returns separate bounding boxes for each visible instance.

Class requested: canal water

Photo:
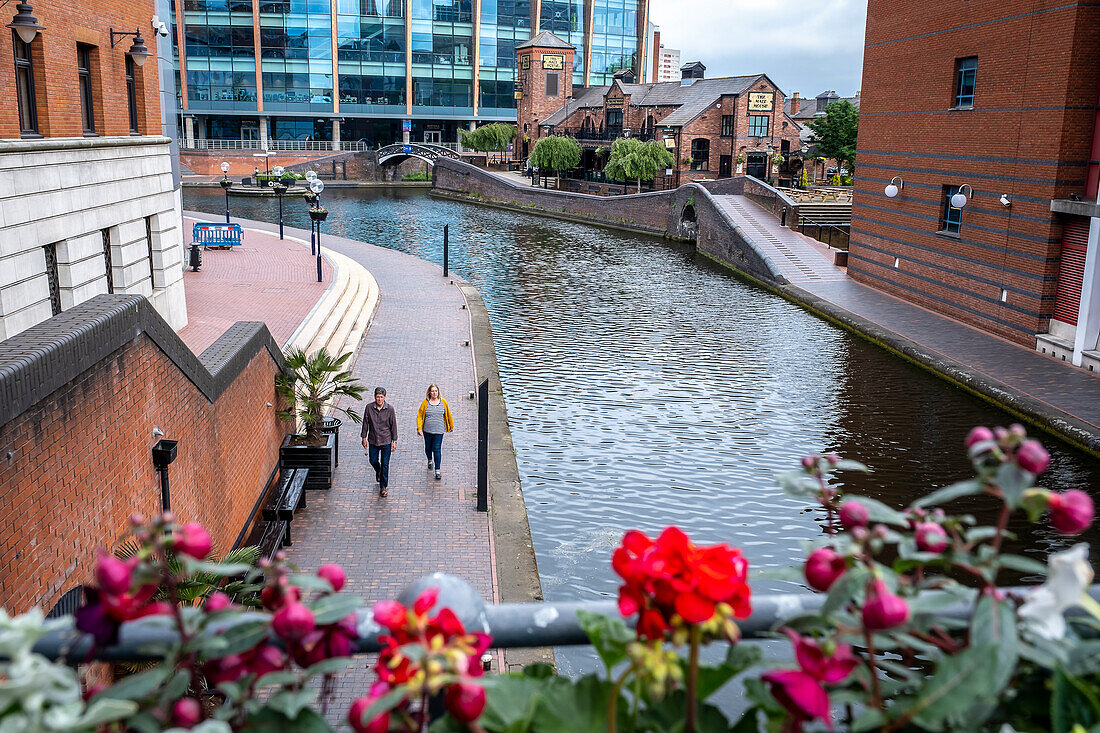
[186,187,1100,680]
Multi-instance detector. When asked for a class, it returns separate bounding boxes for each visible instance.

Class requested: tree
[603,138,675,193]
[805,99,858,174]
[276,347,365,444]
[460,122,516,163]
[529,135,581,181]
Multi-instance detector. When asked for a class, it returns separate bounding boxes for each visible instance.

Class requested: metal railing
[179,139,372,152]
[27,573,1093,663]
[798,213,851,250]
[777,185,853,203]
[552,127,656,143]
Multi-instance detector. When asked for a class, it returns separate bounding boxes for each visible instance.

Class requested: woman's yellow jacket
[416,398,454,433]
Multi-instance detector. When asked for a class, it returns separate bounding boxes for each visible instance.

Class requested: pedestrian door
[746,153,767,180]
[241,123,259,142]
[719,155,732,178]
[424,131,441,144]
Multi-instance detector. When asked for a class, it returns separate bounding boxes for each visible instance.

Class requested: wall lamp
[6,2,43,44]
[884,176,903,198]
[951,183,973,209]
[110,28,153,66]
[152,439,178,512]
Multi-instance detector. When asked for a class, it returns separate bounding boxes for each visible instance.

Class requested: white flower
[1018,543,1100,639]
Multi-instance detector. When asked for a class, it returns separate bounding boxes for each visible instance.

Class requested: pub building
[515,32,804,189]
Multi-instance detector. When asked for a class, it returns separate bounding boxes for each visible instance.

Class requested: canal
[186,186,1100,678]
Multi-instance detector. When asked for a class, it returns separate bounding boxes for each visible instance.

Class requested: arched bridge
[376,143,462,165]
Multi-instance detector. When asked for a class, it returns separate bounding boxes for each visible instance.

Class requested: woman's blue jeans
[423,432,444,470]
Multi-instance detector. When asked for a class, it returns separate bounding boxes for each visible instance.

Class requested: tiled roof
[539,86,610,126]
[516,31,574,50]
[784,95,860,121]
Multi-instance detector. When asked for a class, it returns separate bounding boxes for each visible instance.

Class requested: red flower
[174,522,213,560]
[783,629,858,684]
[1048,490,1095,535]
[804,548,846,592]
[861,580,910,630]
[445,682,487,722]
[762,670,831,731]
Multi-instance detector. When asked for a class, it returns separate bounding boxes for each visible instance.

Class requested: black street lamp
[219,160,231,223]
[271,164,287,239]
[308,178,327,283]
[151,439,178,512]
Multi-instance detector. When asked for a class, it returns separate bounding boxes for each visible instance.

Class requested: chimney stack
[651,30,660,83]
[791,92,800,114]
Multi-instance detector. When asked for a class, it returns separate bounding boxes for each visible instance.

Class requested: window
[606,109,622,130]
[43,243,61,315]
[953,57,976,108]
[125,56,139,134]
[721,115,735,137]
[102,228,114,293]
[690,138,709,170]
[13,33,37,135]
[748,115,768,137]
[545,71,558,97]
[940,185,963,235]
[77,44,95,133]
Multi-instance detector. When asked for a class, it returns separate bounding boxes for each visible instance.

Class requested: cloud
[648,0,867,97]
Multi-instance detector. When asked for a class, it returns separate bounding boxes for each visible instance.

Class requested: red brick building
[850,1,1100,370]
[516,32,803,187]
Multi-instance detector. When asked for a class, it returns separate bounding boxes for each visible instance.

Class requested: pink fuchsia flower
[783,629,859,684]
[1016,439,1050,475]
[915,522,949,553]
[804,548,846,592]
[171,697,202,728]
[965,426,994,448]
[205,592,233,613]
[174,522,213,560]
[762,669,832,730]
[348,695,390,733]
[95,553,132,595]
[272,601,315,641]
[372,599,407,631]
[801,455,818,471]
[1048,490,1095,535]
[318,564,347,592]
[444,681,487,723]
[247,644,288,678]
[838,501,869,530]
[861,579,910,631]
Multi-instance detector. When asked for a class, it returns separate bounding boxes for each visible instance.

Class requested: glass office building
[172,0,645,147]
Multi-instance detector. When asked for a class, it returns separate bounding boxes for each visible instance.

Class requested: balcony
[552,126,656,144]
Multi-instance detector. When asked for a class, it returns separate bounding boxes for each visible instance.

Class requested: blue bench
[192,222,243,249]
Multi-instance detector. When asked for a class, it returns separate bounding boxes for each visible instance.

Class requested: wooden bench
[254,519,288,559]
[262,468,308,545]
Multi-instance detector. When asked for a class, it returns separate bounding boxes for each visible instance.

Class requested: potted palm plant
[276,347,364,490]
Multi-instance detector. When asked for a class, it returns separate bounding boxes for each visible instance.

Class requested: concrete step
[305,264,360,356]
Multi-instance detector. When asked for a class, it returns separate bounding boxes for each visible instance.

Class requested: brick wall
[0,0,162,139]
[850,0,1100,344]
[182,150,347,177]
[0,297,291,614]
[517,45,576,146]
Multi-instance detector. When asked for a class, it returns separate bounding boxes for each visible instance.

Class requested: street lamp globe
[220,161,230,174]
[272,165,284,177]
[309,179,324,194]
[951,192,968,208]
[305,170,317,182]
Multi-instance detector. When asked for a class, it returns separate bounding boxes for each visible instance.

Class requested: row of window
[42,221,158,317]
[14,35,143,136]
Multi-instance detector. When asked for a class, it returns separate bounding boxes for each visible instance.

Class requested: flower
[95,553,132,595]
[348,690,390,733]
[861,580,909,630]
[174,523,212,560]
[783,629,858,684]
[272,602,315,641]
[914,522,949,553]
[762,670,831,731]
[965,425,994,448]
[1048,490,1095,535]
[804,548,846,592]
[318,564,346,592]
[205,592,233,613]
[172,697,202,728]
[838,501,869,529]
[444,682,487,722]
[1016,439,1050,475]
[1018,543,1100,639]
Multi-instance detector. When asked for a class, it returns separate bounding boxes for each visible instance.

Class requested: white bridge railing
[179,139,372,152]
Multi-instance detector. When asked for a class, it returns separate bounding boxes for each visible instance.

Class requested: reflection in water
[187,188,1100,684]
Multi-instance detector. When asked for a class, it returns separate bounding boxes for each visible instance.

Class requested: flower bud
[205,592,232,613]
[1009,423,1027,439]
[272,602,316,641]
[207,654,246,685]
[825,452,840,465]
[1048,490,1095,535]
[804,548,846,592]
[444,682,487,723]
[993,427,1009,443]
[873,524,888,539]
[348,697,390,733]
[965,426,994,448]
[862,580,910,630]
[95,553,132,595]
[248,644,287,677]
[129,513,146,527]
[851,526,869,542]
[174,522,213,560]
[801,455,817,471]
[318,564,347,592]
[1016,440,1050,475]
[172,697,202,728]
[915,522,949,553]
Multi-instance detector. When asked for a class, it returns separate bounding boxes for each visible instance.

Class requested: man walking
[362,387,398,497]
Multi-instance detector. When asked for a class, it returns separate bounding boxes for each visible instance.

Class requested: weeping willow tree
[529,135,582,181]
[460,123,517,163]
[603,138,675,193]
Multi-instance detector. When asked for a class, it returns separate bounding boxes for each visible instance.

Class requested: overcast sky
[648,0,868,99]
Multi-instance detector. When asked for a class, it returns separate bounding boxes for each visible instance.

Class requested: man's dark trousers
[369,443,392,489]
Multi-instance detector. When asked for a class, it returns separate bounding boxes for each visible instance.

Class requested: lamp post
[151,439,178,512]
[219,161,231,223]
[304,171,318,254]
[271,164,286,239]
[308,178,326,283]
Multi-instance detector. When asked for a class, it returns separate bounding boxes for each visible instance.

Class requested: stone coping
[0,135,171,154]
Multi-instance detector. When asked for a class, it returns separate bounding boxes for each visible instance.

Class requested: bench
[253,519,288,559]
[262,467,309,545]
[192,222,244,249]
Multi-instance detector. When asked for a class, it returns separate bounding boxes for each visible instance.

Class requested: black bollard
[477,378,488,512]
[443,224,449,277]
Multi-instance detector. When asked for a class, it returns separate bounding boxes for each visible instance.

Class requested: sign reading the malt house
[606,97,624,107]
[542,54,564,70]
[748,92,774,112]
[520,55,530,69]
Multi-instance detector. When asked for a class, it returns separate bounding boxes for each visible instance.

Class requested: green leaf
[201,620,269,659]
[182,559,254,577]
[162,669,192,701]
[522,663,556,679]
[308,593,362,625]
[852,708,887,732]
[696,645,763,699]
[890,644,1001,729]
[99,664,171,701]
[576,610,634,674]
[843,495,907,526]
[637,691,734,733]
[776,470,816,498]
[995,462,1033,509]
[304,657,353,678]
[998,554,1049,576]
[267,688,318,720]
[822,566,869,615]
[534,674,626,733]
[970,595,1019,692]
[356,688,408,728]
[468,674,545,733]
[255,671,301,688]
[914,479,984,508]
[1053,667,1100,733]
[965,526,1000,543]
[1067,641,1100,677]
[244,707,336,732]
[67,697,139,727]
[834,458,871,473]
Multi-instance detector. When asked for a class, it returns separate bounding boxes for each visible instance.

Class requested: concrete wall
[0,136,186,341]
[432,158,784,283]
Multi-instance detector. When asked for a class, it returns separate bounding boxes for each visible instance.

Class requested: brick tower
[515,31,575,159]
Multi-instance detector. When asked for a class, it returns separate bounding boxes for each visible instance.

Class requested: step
[305,266,360,355]
[287,247,351,354]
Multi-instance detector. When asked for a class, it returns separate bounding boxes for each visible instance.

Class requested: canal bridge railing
[377,143,462,166]
[26,572,1091,664]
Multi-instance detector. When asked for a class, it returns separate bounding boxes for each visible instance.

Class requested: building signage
[747,92,774,112]
[664,138,675,149]
[402,119,411,132]
[606,97,624,107]
[542,54,564,70]
[520,54,530,70]
[514,91,523,100]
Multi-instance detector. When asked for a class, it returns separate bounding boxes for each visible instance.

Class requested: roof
[516,31,574,50]
[784,93,860,121]
[540,86,610,126]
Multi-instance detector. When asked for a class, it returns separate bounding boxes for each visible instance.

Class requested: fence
[180,139,372,152]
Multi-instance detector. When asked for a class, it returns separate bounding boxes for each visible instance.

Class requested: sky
[648,0,868,99]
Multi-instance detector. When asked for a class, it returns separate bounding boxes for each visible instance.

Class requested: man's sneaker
[435,471,441,480]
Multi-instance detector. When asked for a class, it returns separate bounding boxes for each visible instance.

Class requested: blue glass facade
[173,0,642,142]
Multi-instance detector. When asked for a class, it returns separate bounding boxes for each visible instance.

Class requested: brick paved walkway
[184,213,495,722]
[178,217,332,353]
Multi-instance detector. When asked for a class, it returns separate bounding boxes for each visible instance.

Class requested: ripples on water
[188,187,1100,681]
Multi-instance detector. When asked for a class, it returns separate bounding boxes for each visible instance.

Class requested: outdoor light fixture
[220,161,230,174]
[152,439,178,512]
[110,29,153,66]
[999,193,1012,207]
[951,183,973,209]
[6,2,43,44]
[884,176,904,198]
[305,170,317,182]
[309,179,324,195]
[272,164,284,177]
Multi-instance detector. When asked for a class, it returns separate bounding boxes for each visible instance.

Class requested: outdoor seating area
[779,185,853,203]
[250,466,310,557]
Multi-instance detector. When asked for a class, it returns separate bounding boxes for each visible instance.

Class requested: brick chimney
[651,30,660,83]
[791,92,800,114]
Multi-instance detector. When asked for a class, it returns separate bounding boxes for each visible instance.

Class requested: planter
[279,433,335,490]
[309,210,329,222]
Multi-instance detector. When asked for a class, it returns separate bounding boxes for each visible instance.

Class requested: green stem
[686,626,701,733]
[607,663,636,733]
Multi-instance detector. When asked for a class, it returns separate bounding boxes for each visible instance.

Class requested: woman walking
[417,384,454,480]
